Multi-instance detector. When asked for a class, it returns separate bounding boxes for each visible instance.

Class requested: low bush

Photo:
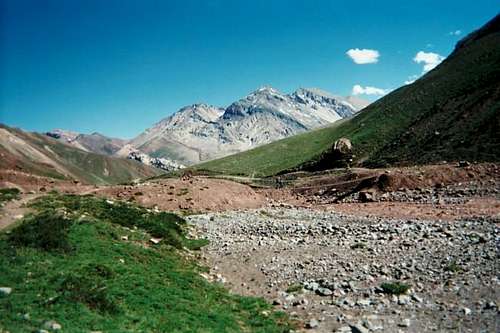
[9,211,73,252]
[380,282,411,295]
[0,188,21,204]
[56,263,119,314]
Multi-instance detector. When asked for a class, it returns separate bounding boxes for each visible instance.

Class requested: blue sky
[0,0,498,138]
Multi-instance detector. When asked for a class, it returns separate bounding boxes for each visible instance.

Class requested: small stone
[150,237,162,244]
[306,318,319,329]
[411,294,423,303]
[357,299,371,307]
[485,301,497,310]
[0,287,12,296]
[350,323,369,333]
[398,318,411,327]
[304,281,319,291]
[398,295,411,305]
[462,307,472,315]
[316,287,333,296]
[44,320,62,330]
[336,326,352,333]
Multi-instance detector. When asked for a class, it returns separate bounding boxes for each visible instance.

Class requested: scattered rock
[44,320,62,330]
[0,287,12,296]
[316,287,333,296]
[306,318,319,329]
[350,323,369,333]
[150,237,162,244]
[398,318,411,327]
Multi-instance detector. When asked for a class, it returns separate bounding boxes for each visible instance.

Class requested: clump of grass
[286,283,303,294]
[8,211,73,253]
[259,210,274,218]
[445,261,462,273]
[56,263,119,314]
[0,188,21,204]
[380,282,411,295]
[350,242,366,249]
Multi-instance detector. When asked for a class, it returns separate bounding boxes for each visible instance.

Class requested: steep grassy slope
[0,194,292,332]
[194,15,500,177]
[0,125,162,184]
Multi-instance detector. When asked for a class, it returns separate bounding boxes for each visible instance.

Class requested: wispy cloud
[449,30,462,36]
[346,48,380,64]
[404,75,419,85]
[413,51,444,73]
[352,84,388,96]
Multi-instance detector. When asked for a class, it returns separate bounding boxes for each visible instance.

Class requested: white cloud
[352,84,388,96]
[404,75,419,85]
[346,48,380,64]
[449,30,462,36]
[413,51,444,73]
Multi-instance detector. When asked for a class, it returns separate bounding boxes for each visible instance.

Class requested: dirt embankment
[95,177,267,212]
[1,163,499,221]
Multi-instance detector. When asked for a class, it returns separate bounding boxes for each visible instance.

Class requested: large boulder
[333,138,352,155]
[329,137,353,167]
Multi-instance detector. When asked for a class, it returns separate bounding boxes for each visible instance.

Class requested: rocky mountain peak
[125,86,369,165]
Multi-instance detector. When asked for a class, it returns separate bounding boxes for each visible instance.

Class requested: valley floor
[1,163,499,332]
[188,207,498,333]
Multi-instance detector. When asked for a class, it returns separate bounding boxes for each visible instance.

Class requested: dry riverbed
[188,208,499,333]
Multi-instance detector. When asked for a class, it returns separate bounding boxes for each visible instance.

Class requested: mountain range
[47,87,367,165]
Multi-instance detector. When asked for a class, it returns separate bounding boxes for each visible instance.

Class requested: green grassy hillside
[0,124,162,184]
[194,15,500,177]
[0,194,292,332]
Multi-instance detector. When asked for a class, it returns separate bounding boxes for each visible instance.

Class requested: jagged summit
[44,86,368,166]
[128,86,367,165]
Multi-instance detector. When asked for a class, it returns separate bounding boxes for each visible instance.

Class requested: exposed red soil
[94,177,267,212]
[329,198,500,221]
[1,163,499,223]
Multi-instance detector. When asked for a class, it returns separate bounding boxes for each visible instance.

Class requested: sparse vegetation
[286,283,303,294]
[445,261,462,273]
[0,193,293,332]
[0,188,21,205]
[380,282,411,295]
[9,211,73,253]
[350,242,367,250]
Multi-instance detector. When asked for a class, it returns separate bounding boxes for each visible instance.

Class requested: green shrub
[0,188,21,204]
[9,211,73,252]
[380,282,411,295]
[286,283,303,294]
[445,261,462,272]
[57,263,119,314]
[350,242,366,249]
